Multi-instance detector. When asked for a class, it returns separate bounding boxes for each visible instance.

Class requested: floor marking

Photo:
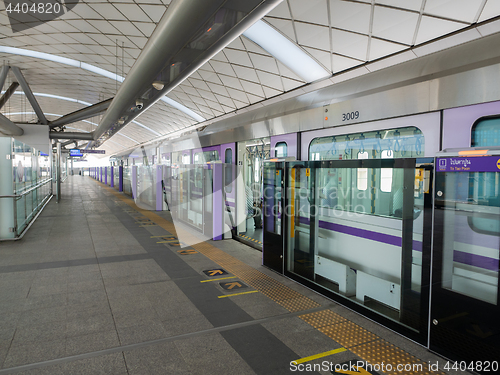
[219,281,248,290]
[200,276,236,283]
[156,240,179,244]
[203,269,228,277]
[291,347,347,365]
[177,249,198,255]
[218,290,259,298]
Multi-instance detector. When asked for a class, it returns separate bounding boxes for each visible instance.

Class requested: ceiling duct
[92,0,283,147]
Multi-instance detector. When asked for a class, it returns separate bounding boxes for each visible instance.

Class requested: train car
[104,33,500,367]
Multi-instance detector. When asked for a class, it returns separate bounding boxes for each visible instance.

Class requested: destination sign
[70,149,106,155]
[437,156,500,173]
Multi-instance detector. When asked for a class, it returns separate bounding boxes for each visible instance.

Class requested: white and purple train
[99,31,500,368]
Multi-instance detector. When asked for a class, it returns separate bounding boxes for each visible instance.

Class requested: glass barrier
[1,138,52,239]
[123,167,132,196]
[263,158,432,338]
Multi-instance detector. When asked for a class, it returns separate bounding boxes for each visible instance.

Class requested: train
[98,31,500,368]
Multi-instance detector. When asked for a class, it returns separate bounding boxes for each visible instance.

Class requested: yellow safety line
[291,347,347,365]
[156,240,179,244]
[200,276,236,283]
[218,290,259,298]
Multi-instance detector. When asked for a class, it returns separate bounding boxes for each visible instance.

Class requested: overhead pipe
[49,98,113,128]
[11,67,48,125]
[49,131,94,140]
[93,0,283,145]
[0,82,19,110]
[0,112,24,136]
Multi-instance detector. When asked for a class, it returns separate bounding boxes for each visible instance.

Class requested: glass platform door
[263,161,285,273]
[430,155,500,369]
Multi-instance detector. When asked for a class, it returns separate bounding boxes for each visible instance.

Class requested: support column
[0,137,15,239]
[213,163,224,241]
[56,142,61,203]
[119,166,123,192]
[132,165,137,199]
[105,167,107,185]
[156,165,162,211]
[111,166,114,188]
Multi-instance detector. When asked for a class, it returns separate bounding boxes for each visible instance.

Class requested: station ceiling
[1,0,499,155]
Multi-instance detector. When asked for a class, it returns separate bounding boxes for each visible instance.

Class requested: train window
[309,126,424,161]
[225,148,232,193]
[471,117,500,147]
[275,142,288,158]
[194,150,219,164]
[380,150,393,192]
[357,152,368,191]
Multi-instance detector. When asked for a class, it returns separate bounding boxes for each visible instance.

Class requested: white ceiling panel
[330,0,372,35]
[331,29,369,61]
[295,23,331,52]
[369,38,407,60]
[414,16,466,45]
[265,18,296,42]
[289,0,329,26]
[374,0,424,12]
[372,6,419,45]
[479,0,500,22]
[424,0,483,23]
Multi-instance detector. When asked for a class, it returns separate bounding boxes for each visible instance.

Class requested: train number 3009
[342,111,360,121]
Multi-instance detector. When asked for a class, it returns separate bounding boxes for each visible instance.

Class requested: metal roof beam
[0,66,9,91]
[0,82,20,110]
[0,112,24,136]
[49,98,112,128]
[11,67,48,125]
[49,131,94,140]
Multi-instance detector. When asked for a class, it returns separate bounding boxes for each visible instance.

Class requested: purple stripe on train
[453,250,499,271]
[298,217,421,251]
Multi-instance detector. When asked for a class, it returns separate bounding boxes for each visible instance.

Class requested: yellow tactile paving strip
[100,182,446,375]
[299,310,445,375]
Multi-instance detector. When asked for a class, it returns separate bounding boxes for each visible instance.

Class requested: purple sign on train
[437,156,500,172]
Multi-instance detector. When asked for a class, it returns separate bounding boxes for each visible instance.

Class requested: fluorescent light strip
[3,90,92,106]
[4,91,160,136]
[7,112,139,144]
[243,20,330,83]
[0,46,204,121]
[161,97,205,122]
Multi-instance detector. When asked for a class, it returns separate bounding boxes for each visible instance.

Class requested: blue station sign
[437,156,500,173]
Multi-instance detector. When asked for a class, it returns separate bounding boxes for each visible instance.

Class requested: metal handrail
[0,178,53,199]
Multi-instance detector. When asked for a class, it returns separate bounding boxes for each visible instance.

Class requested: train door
[430,151,500,369]
[237,138,270,248]
[263,161,285,272]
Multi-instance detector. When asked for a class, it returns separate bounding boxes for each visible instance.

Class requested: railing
[0,178,53,240]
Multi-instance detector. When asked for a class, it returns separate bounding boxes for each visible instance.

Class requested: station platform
[0,176,466,375]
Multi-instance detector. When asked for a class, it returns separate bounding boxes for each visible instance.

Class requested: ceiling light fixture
[152,81,165,90]
[242,20,331,83]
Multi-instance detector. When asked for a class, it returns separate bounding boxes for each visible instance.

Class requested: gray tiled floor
[0,177,466,375]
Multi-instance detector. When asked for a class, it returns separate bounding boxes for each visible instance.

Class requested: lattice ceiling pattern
[1,0,499,155]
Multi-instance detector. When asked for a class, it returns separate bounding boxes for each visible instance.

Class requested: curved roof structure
[1,0,500,155]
